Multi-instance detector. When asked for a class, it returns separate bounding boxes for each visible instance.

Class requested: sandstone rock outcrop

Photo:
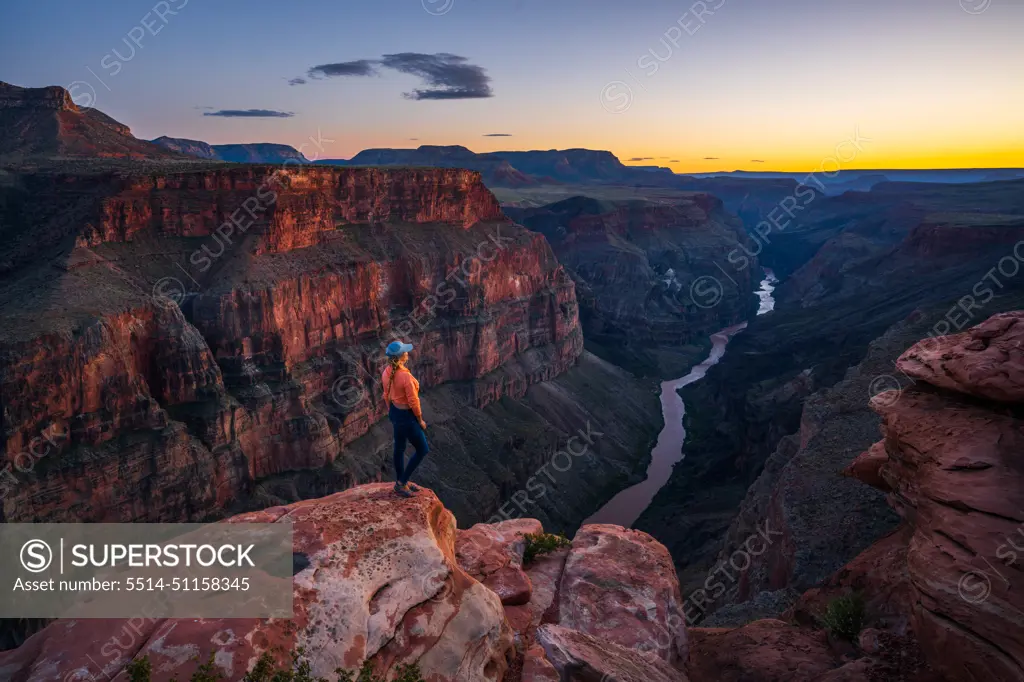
[687,620,839,681]
[457,519,541,606]
[845,312,1024,681]
[495,524,689,680]
[0,82,184,160]
[897,310,1024,402]
[0,489,697,682]
[536,624,689,682]
[0,484,515,681]
[558,524,688,666]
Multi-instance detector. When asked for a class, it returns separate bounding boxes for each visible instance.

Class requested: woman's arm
[404,375,423,420]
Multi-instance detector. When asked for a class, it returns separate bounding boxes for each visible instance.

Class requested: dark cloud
[409,138,420,141]
[703,157,719,160]
[483,133,512,137]
[295,53,493,101]
[307,59,379,79]
[381,53,493,100]
[628,157,654,162]
[204,109,295,118]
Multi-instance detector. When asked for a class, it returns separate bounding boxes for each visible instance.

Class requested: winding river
[584,268,778,528]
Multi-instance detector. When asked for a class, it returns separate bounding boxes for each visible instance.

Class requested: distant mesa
[151,137,309,164]
[149,136,218,159]
[312,145,683,187]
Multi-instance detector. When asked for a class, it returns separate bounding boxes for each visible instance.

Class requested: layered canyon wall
[507,196,760,376]
[0,166,610,526]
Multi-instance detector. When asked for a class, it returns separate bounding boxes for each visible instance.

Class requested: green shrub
[243,649,327,682]
[523,532,572,564]
[125,656,152,682]
[189,652,225,682]
[820,592,866,641]
[336,661,424,682]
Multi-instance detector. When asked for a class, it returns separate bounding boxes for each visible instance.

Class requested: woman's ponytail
[386,354,402,400]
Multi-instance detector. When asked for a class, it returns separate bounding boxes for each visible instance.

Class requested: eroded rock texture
[0,489,696,682]
[0,484,515,682]
[847,314,1024,681]
[0,81,181,159]
[0,165,584,524]
[509,196,759,376]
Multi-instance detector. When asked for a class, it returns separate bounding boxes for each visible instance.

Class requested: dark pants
[389,403,429,484]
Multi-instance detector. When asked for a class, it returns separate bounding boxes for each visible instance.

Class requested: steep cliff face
[638,178,1024,599]
[0,165,592,524]
[771,312,1024,681]
[696,316,933,624]
[849,312,1024,681]
[0,82,183,160]
[507,196,759,376]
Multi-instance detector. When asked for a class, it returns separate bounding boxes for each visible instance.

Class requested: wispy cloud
[628,157,654,162]
[483,133,512,137]
[204,109,295,118]
[703,157,720,160]
[670,159,681,163]
[295,53,493,100]
[750,159,766,163]
[308,59,379,79]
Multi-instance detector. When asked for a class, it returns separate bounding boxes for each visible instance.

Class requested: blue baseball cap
[385,341,414,357]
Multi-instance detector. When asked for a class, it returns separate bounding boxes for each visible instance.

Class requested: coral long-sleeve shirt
[382,366,422,418]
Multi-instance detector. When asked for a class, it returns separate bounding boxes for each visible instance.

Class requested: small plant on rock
[189,652,226,682]
[244,649,328,682]
[522,532,572,564]
[820,592,866,641]
[336,661,425,682]
[125,656,152,682]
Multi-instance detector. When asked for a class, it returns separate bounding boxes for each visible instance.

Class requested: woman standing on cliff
[383,341,430,497]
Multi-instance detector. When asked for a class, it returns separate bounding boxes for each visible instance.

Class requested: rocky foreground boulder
[0,484,690,682]
[845,311,1024,681]
[0,484,512,681]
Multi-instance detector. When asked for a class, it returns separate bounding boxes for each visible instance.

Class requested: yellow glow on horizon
[620,146,1024,174]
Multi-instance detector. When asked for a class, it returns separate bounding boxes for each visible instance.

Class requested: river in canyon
[584,267,778,527]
